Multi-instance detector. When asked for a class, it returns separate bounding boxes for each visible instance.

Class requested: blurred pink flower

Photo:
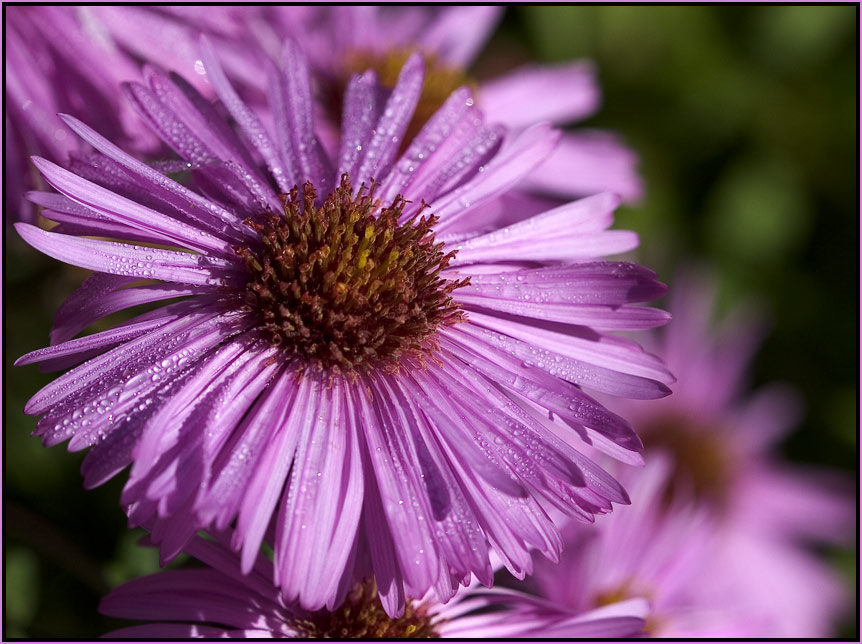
[80,5,643,207]
[5,6,155,222]
[8,6,642,229]
[251,5,644,205]
[4,5,266,223]
[534,454,730,636]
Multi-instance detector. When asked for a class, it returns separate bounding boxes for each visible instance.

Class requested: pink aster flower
[632,272,853,540]
[100,531,649,639]
[14,42,671,616]
[629,271,854,637]
[530,272,854,637]
[78,5,643,207]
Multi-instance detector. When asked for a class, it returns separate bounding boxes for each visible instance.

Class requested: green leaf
[753,5,856,71]
[705,154,812,265]
[104,529,162,588]
[5,547,40,633]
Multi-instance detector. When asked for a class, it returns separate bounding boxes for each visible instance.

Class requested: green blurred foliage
[4,6,857,638]
[5,548,39,637]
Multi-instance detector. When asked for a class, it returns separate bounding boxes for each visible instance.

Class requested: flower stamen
[293,579,440,638]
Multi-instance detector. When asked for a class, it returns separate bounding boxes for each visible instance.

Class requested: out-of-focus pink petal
[420,6,503,67]
[520,130,644,203]
[480,61,600,128]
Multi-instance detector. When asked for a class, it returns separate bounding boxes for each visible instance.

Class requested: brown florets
[234,175,468,378]
[642,415,734,510]
[293,580,440,638]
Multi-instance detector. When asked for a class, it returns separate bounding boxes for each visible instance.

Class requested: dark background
[5,5,858,638]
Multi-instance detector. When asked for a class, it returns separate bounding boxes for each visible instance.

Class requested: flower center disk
[294,580,440,638]
[642,415,734,509]
[234,175,468,377]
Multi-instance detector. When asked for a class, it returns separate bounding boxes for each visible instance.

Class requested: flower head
[15,41,671,615]
[99,531,649,639]
[76,5,643,206]
[622,271,853,541]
